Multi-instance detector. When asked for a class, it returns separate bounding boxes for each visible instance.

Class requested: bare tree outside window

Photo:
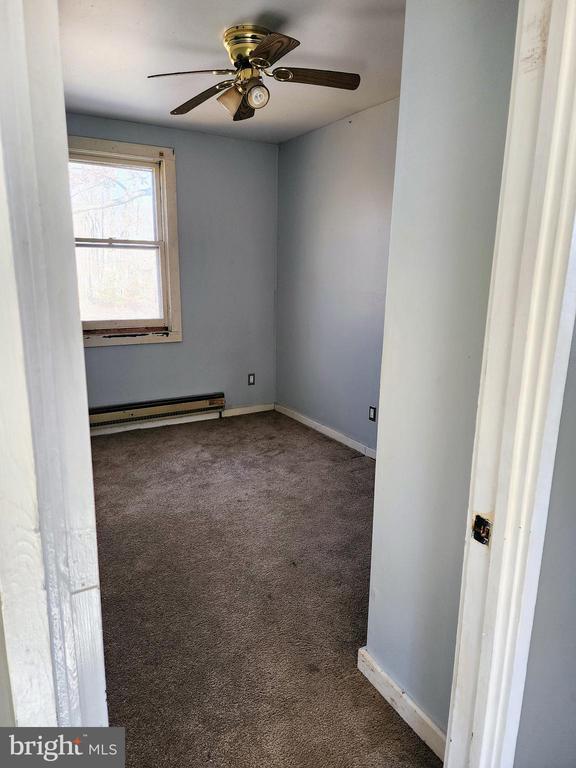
[69,161,163,321]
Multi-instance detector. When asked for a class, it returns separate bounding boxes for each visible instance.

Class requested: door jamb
[446,1,576,765]
[0,0,108,726]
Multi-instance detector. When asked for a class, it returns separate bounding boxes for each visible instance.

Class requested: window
[68,137,182,346]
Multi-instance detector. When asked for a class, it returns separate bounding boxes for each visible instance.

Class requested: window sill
[82,327,182,348]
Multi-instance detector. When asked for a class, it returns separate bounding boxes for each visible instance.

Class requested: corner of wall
[273,141,280,406]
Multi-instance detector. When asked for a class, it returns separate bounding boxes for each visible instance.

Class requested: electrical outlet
[369,406,377,422]
[248,373,255,386]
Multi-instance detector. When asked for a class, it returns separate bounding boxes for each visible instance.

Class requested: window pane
[69,161,156,240]
[76,248,163,322]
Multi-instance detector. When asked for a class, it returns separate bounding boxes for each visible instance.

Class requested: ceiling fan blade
[273,67,360,90]
[217,86,243,116]
[149,69,235,79]
[233,95,255,122]
[249,32,300,66]
[170,83,231,115]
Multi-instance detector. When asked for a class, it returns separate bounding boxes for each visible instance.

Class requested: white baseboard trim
[222,403,275,418]
[358,647,446,761]
[90,403,275,436]
[90,403,375,456]
[274,404,376,459]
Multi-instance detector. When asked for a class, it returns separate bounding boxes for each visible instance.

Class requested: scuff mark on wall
[521,1,552,73]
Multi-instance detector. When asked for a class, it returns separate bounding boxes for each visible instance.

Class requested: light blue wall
[67,114,278,409]
[365,0,517,731]
[514,332,576,768]
[276,101,399,450]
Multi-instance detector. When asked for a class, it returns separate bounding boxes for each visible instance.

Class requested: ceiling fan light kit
[149,23,361,122]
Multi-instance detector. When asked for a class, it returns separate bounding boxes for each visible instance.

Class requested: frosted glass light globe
[247,84,270,109]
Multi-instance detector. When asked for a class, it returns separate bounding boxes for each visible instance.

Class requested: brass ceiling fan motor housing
[223,25,271,65]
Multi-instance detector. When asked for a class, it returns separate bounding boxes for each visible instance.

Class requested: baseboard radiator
[89,392,225,428]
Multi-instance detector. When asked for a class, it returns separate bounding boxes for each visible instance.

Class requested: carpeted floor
[92,411,441,768]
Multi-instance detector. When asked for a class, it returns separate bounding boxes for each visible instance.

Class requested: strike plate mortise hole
[472,514,492,546]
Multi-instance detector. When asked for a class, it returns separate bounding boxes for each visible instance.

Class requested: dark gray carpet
[92,411,441,768]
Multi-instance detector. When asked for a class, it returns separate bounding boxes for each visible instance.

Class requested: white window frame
[68,136,182,347]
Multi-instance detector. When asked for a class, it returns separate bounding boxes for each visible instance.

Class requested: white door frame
[446,1,576,765]
[0,0,107,726]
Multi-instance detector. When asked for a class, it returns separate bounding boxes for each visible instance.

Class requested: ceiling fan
[148,24,361,122]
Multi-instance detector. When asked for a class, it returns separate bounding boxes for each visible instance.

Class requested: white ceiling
[58,0,404,144]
